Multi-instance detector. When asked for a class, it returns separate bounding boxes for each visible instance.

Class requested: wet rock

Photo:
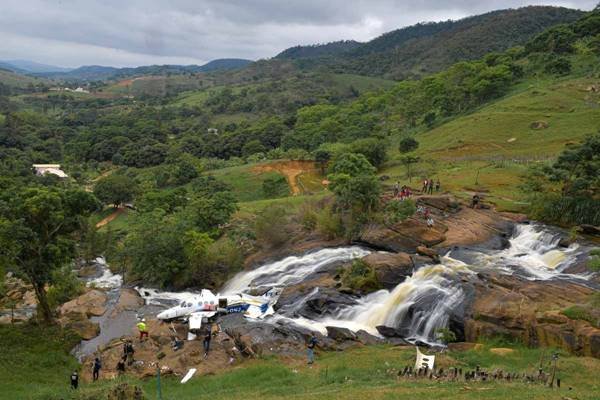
[326,326,357,342]
[60,311,101,340]
[112,289,145,316]
[361,252,413,289]
[376,325,405,338]
[355,330,384,345]
[416,246,440,262]
[60,289,108,317]
[464,271,600,358]
[276,280,357,320]
[360,219,445,253]
[578,224,600,236]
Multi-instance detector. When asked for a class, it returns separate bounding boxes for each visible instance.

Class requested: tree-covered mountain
[275,40,362,60]
[34,58,253,81]
[0,60,72,73]
[278,6,584,79]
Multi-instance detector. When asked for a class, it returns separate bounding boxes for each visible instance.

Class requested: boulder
[417,196,461,213]
[111,289,144,316]
[416,246,439,261]
[360,219,445,253]
[275,278,357,320]
[376,325,405,338]
[464,271,600,358]
[579,224,600,236]
[60,289,108,317]
[326,326,357,342]
[530,121,549,130]
[355,330,384,346]
[60,311,101,340]
[361,252,413,289]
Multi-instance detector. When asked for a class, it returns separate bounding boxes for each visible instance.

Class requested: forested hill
[275,40,362,60]
[278,6,584,79]
[35,58,253,81]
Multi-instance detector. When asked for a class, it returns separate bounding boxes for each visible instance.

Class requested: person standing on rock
[435,179,441,192]
[123,340,135,365]
[116,356,126,375]
[422,178,428,193]
[428,179,434,194]
[70,371,79,389]
[203,327,212,358]
[92,357,102,381]
[307,333,318,365]
[137,319,148,341]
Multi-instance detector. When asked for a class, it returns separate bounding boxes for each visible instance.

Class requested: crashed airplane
[156,288,279,332]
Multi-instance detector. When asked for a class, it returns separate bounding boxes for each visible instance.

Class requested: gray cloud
[0,0,596,67]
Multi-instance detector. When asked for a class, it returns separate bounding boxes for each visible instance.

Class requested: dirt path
[85,169,115,192]
[95,207,125,228]
[252,160,319,195]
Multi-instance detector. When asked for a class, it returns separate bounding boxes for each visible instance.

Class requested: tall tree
[0,187,99,322]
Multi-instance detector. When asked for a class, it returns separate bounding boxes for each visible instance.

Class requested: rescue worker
[70,371,79,389]
[137,319,148,341]
[92,357,102,381]
[307,333,318,364]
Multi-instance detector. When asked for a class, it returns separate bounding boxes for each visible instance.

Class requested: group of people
[393,182,413,200]
[421,178,441,194]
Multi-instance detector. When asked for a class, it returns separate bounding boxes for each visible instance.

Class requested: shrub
[561,305,597,327]
[255,206,289,247]
[384,199,416,225]
[341,259,381,293]
[262,175,290,198]
[47,267,84,309]
[315,206,344,240]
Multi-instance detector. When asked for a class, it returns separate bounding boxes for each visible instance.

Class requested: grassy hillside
[2,324,599,400]
[382,75,600,211]
[0,69,49,91]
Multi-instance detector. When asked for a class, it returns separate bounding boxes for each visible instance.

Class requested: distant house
[32,164,68,178]
[207,128,219,135]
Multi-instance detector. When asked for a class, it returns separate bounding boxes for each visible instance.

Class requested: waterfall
[287,260,469,343]
[469,224,581,280]
[221,246,371,294]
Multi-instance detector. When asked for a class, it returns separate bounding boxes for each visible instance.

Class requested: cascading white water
[221,246,371,294]
[86,257,123,289]
[285,259,470,343]
[87,223,587,347]
[463,224,581,280]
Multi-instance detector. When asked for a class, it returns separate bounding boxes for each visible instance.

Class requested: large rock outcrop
[464,272,600,358]
[361,252,413,289]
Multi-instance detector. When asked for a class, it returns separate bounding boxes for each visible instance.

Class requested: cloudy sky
[0,0,597,68]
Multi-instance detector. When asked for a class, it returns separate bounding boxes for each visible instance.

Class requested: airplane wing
[188,311,217,330]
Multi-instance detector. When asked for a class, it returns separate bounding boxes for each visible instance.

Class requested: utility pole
[156,365,162,400]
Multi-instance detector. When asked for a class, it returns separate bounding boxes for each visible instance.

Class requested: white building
[32,164,68,178]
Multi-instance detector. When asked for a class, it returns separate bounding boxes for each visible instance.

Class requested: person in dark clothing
[427,179,434,194]
[123,340,135,365]
[70,371,79,389]
[92,358,102,381]
[203,330,212,358]
[435,179,440,192]
[471,194,480,209]
[307,334,318,364]
[116,357,126,375]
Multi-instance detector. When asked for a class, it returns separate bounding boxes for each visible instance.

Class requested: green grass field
[2,324,599,400]
[381,76,600,212]
[209,164,288,202]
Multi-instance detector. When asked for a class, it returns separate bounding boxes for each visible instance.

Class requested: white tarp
[415,347,435,370]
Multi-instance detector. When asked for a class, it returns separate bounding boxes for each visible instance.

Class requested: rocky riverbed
[2,195,599,382]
